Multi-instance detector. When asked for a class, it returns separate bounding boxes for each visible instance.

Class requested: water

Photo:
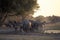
[44,30,60,33]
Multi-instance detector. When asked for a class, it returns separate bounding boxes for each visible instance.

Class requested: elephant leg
[23,27,29,32]
[20,27,23,32]
[12,25,17,32]
[14,27,18,32]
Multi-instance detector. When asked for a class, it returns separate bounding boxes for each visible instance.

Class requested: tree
[0,0,39,26]
[35,15,45,22]
[50,16,60,23]
[47,15,60,23]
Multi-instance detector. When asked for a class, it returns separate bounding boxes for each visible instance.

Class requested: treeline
[47,15,60,23]
[35,15,60,23]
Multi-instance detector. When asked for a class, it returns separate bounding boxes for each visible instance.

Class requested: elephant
[20,20,43,32]
[3,20,45,33]
[29,20,46,33]
[20,19,31,32]
[4,21,19,31]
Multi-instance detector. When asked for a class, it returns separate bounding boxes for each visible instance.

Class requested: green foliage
[0,0,39,25]
[0,0,39,16]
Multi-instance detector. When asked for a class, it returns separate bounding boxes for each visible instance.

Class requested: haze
[33,0,60,17]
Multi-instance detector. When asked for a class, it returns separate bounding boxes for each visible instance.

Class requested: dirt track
[0,28,60,40]
[0,33,60,40]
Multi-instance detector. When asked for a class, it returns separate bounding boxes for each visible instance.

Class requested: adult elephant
[30,20,44,32]
[4,21,19,32]
[4,21,13,28]
[20,19,31,32]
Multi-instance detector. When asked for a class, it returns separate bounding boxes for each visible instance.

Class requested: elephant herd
[3,19,44,32]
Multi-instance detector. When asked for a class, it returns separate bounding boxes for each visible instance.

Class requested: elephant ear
[29,21,32,27]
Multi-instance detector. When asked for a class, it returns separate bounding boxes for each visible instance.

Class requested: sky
[33,0,60,17]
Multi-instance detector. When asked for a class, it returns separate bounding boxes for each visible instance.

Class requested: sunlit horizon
[33,0,60,17]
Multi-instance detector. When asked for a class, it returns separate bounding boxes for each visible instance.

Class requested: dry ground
[0,34,60,40]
